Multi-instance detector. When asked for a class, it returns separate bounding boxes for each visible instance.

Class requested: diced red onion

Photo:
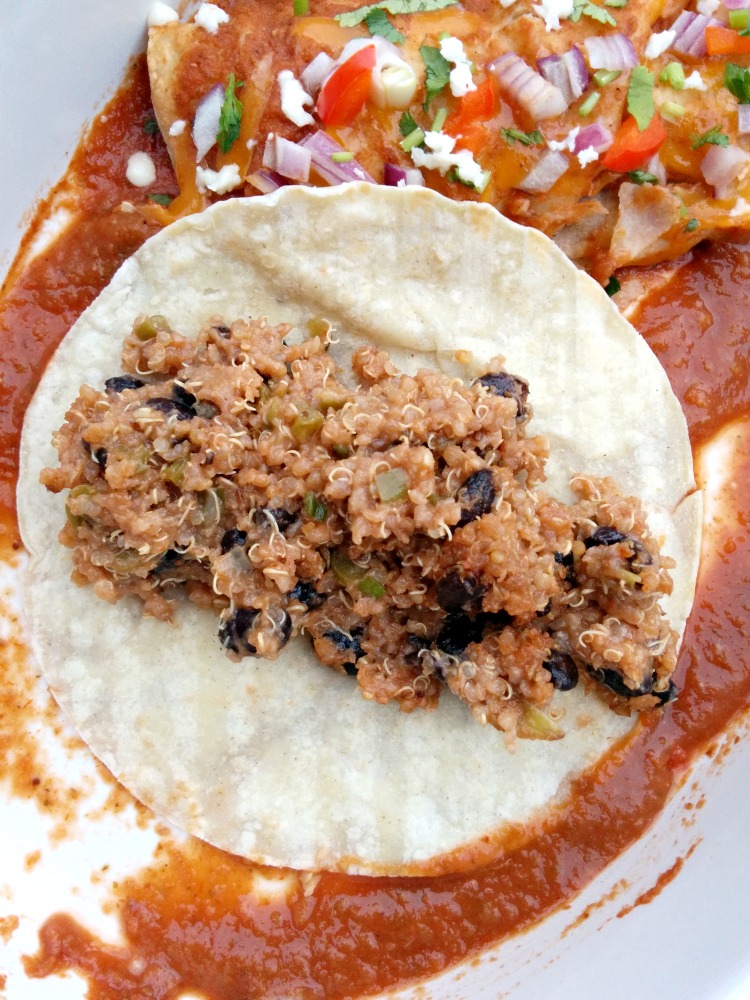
[573,122,613,154]
[537,47,590,107]
[739,105,750,135]
[669,11,720,58]
[262,134,276,169]
[517,150,568,193]
[246,169,289,194]
[301,52,336,95]
[701,143,750,199]
[488,53,567,122]
[299,131,376,185]
[275,137,312,182]
[384,163,424,186]
[724,0,750,9]
[192,83,224,162]
[583,33,638,71]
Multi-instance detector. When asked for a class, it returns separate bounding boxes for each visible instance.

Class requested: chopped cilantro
[399,110,420,136]
[659,62,685,91]
[627,66,655,131]
[217,74,244,154]
[336,0,457,27]
[293,0,309,13]
[690,126,730,150]
[147,193,174,206]
[364,7,405,42]
[684,218,699,232]
[501,127,544,146]
[571,0,617,26]
[604,275,621,296]
[144,117,160,136]
[627,170,658,184]
[725,63,750,104]
[420,45,451,109]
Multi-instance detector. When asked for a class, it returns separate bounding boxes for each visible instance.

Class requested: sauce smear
[2,55,750,1000]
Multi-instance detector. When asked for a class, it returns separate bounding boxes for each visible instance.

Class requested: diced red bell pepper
[600,114,667,173]
[316,44,376,127]
[705,24,750,55]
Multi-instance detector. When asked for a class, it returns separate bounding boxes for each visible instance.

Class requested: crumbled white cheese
[410,130,486,188]
[684,71,707,91]
[195,163,243,194]
[697,0,720,15]
[548,127,580,153]
[532,0,574,32]
[499,0,518,7]
[730,197,750,217]
[278,70,315,127]
[577,146,599,167]
[439,36,477,97]
[126,152,157,187]
[246,138,257,151]
[645,29,676,60]
[148,1,179,26]
[169,119,186,136]
[194,3,229,33]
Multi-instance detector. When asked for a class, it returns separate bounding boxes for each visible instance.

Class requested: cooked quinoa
[41,315,679,741]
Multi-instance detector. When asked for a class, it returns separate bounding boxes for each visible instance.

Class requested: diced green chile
[375,467,408,502]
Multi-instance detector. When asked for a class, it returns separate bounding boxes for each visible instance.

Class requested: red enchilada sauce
[2,57,750,1000]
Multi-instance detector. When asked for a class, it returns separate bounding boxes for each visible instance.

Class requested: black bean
[630,539,654,567]
[654,680,678,706]
[406,633,431,654]
[214,324,231,336]
[276,610,293,648]
[219,608,259,656]
[544,650,579,691]
[588,665,653,698]
[474,371,529,417]
[287,582,326,609]
[172,383,197,411]
[323,626,364,660]
[436,569,484,613]
[435,613,484,658]
[145,396,194,420]
[105,375,145,393]
[456,469,495,528]
[585,526,628,549]
[344,662,359,676]
[155,549,185,572]
[93,447,108,470]
[555,550,577,585]
[268,508,297,533]
[220,528,247,554]
[536,600,552,618]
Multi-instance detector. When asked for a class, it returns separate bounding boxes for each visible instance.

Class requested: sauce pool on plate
[2,55,750,1000]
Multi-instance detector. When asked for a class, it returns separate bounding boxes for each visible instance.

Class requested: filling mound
[42,316,678,741]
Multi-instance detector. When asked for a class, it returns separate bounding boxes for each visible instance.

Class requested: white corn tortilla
[17,185,701,875]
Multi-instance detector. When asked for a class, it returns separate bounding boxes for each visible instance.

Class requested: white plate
[1,4,749,997]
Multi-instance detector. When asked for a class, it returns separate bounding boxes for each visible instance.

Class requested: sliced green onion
[331,151,354,162]
[293,0,309,13]
[659,62,685,91]
[431,107,448,131]
[730,9,750,31]
[400,126,426,152]
[660,101,685,124]
[358,576,386,599]
[473,169,492,193]
[375,467,408,502]
[604,0,627,7]
[303,492,328,522]
[578,91,601,117]
[593,69,621,87]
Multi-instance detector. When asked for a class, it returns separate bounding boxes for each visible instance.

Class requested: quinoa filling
[42,315,678,741]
